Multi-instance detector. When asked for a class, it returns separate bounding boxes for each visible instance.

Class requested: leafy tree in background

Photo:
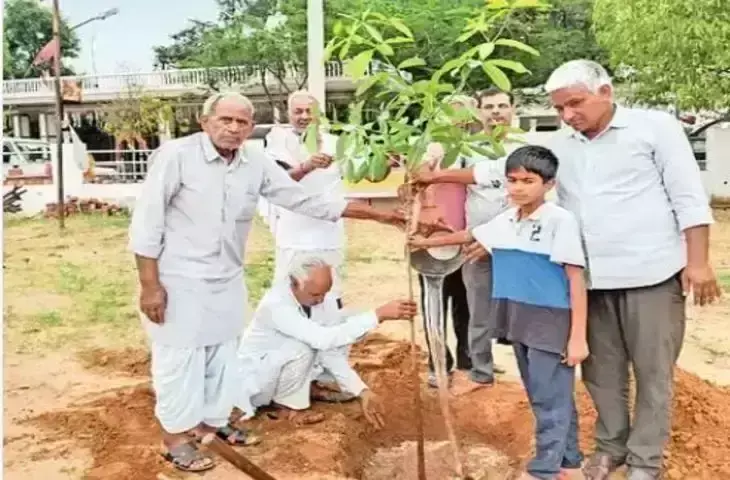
[152,0,605,109]
[3,0,81,79]
[593,0,730,111]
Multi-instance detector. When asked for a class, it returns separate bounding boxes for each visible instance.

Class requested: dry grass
[2,214,412,354]
[4,210,730,379]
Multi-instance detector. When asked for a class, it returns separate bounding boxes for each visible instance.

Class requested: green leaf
[456,30,478,43]
[303,123,319,155]
[494,38,540,56]
[441,147,461,169]
[375,43,394,56]
[344,49,374,79]
[363,24,383,43]
[482,62,512,91]
[487,59,529,74]
[398,57,427,69]
[333,21,344,36]
[478,43,495,60]
[468,144,501,160]
[389,18,413,39]
[385,37,413,45]
[355,74,380,97]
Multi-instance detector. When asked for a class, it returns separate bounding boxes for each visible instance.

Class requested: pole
[306,0,326,107]
[52,0,65,229]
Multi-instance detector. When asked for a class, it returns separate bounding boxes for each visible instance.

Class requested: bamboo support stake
[403,173,427,480]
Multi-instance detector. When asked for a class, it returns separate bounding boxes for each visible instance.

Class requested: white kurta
[128,132,348,432]
[236,284,374,418]
[264,125,347,297]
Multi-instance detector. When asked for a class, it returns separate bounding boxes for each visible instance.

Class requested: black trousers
[418,268,471,373]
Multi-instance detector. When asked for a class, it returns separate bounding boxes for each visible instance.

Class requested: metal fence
[86,149,155,184]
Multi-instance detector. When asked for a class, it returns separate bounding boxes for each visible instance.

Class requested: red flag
[32,38,59,68]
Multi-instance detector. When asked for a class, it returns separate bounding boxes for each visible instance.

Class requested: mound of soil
[28,334,730,479]
[77,347,150,379]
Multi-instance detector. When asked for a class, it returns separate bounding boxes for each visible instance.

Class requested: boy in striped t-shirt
[410,145,588,480]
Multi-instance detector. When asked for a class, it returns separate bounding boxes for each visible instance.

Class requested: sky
[62,0,219,75]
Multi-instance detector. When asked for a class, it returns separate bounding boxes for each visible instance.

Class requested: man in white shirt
[129,92,416,473]
[543,60,719,480]
[265,91,347,304]
[236,253,416,428]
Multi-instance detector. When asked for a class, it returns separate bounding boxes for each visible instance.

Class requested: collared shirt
[128,132,348,347]
[471,203,584,353]
[547,106,713,289]
[468,139,527,228]
[265,125,346,250]
[237,285,375,397]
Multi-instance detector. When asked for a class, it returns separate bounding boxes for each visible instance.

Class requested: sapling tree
[303,1,542,478]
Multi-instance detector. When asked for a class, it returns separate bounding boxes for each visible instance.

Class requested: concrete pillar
[307,0,326,107]
[705,123,730,199]
[12,115,21,137]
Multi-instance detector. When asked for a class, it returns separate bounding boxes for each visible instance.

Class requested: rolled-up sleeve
[653,113,714,230]
[128,147,181,258]
[259,157,347,221]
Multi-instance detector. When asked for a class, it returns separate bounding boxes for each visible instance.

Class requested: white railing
[3,62,358,100]
[86,149,156,184]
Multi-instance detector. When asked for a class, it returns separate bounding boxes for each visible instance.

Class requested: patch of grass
[35,310,63,327]
[57,262,90,293]
[246,253,275,305]
[718,271,730,290]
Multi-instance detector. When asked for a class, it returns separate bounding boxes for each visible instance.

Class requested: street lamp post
[49,5,119,230]
[306,0,326,108]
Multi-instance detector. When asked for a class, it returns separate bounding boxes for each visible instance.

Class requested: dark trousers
[418,268,471,373]
[582,274,685,470]
[514,343,583,479]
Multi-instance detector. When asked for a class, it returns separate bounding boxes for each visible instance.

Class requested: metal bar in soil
[201,433,278,480]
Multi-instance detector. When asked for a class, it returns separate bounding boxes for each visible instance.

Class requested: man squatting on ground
[413,88,522,391]
[128,92,425,473]
[414,59,721,480]
[265,90,348,306]
[236,253,416,428]
[412,145,589,480]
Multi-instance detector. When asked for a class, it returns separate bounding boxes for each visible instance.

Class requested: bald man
[236,254,416,428]
[129,92,411,473]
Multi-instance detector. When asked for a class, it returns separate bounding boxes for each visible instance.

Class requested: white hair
[288,252,332,285]
[201,92,255,117]
[287,90,318,110]
[544,59,613,94]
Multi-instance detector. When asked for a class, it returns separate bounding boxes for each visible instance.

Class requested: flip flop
[215,424,261,446]
[161,441,215,473]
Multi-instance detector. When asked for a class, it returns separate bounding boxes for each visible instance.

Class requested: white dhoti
[238,337,320,417]
[273,248,345,299]
[151,339,238,434]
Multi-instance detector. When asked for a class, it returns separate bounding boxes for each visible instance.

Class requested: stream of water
[421,273,466,479]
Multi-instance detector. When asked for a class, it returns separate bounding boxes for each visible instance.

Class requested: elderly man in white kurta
[265,91,348,303]
[236,254,416,428]
[129,92,410,473]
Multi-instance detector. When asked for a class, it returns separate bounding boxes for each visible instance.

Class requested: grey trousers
[582,274,686,471]
[462,257,495,384]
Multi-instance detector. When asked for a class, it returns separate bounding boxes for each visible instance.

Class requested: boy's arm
[411,230,473,248]
[417,168,477,185]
